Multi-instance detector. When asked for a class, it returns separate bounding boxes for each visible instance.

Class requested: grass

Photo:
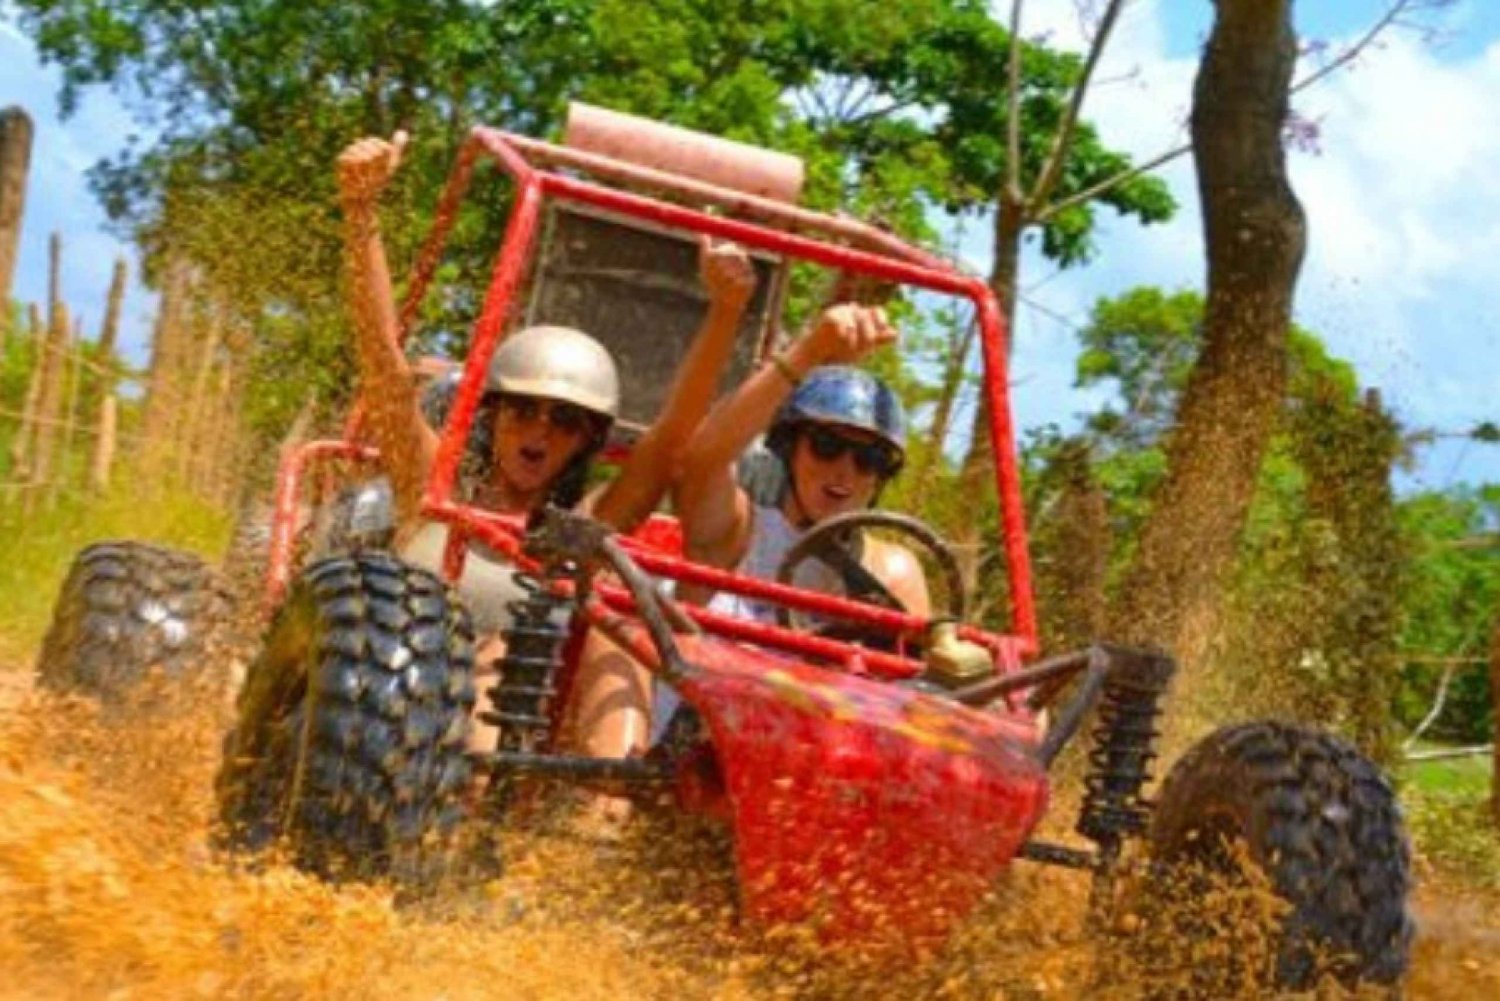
[0,481,233,662]
[1399,743,1500,887]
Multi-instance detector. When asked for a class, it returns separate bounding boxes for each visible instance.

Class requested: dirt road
[1,664,1496,999]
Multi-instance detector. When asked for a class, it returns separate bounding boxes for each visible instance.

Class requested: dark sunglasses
[495,393,594,435]
[801,425,902,478]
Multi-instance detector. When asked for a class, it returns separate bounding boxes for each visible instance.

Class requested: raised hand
[699,237,756,310]
[801,303,898,366]
[336,130,409,206]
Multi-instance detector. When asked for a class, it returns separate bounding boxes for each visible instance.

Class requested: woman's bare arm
[674,304,899,568]
[590,240,756,533]
[337,132,437,525]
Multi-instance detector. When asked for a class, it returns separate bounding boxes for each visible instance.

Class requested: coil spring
[481,571,570,755]
[1077,674,1166,844]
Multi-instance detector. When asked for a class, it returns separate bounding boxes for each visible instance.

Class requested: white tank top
[704,504,843,625]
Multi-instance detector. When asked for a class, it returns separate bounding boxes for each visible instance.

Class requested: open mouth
[518,444,548,470]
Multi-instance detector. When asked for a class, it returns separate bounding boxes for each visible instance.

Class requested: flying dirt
[1,668,1498,999]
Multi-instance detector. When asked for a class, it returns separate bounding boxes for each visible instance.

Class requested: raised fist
[336,130,408,206]
[699,238,756,309]
[803,303,898,365]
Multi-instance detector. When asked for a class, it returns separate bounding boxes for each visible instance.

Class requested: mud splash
[0,668,1496,999]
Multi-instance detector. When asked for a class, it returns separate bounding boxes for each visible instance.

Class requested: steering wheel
[772,510,966,635]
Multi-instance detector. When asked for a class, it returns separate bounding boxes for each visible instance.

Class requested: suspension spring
[481,571,571,756]
[1077,671,1167,846]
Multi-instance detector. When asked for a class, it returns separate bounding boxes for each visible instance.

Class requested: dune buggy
[38,104,1412,990]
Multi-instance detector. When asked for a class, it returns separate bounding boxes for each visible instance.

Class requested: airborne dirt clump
[0,665,1496,999]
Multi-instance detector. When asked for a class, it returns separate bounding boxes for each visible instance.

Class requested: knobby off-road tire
[36,541,236,703]
[216,552,477,886]
[1146,721,1413,992]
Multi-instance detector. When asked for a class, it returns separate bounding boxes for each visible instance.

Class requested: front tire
[1144,721,1413,992]
[216,552,477,885]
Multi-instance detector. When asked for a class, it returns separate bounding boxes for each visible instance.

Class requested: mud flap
[673,637,1049,955]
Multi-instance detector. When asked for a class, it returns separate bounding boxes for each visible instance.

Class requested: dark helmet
[766,365,906,476]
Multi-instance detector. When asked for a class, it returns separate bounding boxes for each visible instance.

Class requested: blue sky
[994,0,1500,491]
[2,1,1496,489]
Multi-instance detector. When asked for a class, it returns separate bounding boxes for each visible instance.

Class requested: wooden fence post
[6,303,43,488]
[0,106,33,317]
[88,257,127,494]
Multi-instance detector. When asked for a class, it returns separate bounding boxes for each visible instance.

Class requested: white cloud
[975,1,1500,485]
[1,29,158,368]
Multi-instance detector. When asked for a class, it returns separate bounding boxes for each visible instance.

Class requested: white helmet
[486,325,620,420]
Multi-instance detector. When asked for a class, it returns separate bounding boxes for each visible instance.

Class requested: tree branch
[1035,140,1190,223]
[1291,0,1418,95]
[1036,0,1440,227]
[1027,0,1128,212]
[1004,0,1025,203]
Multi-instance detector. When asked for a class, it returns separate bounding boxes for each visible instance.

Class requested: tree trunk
[1037,441,1111,650]
[141,259,192,471]
[1110,0,1307,669]
[180,299,224,485]
[951,197,1026,605]
[921,317,977,468]
[0,107,32,316]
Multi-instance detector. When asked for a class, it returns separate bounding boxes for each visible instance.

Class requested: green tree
[11,2,1174,442]
[1394,487,1500,743]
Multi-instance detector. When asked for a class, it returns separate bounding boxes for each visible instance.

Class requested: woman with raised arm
[568,304,930,773]
[337,131,755,749]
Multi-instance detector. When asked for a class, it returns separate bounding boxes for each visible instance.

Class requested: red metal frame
[266,124,1038,663]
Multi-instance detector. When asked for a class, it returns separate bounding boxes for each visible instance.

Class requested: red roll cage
[266,124,1039,678]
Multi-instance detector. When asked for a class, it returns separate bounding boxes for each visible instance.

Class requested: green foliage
[0,481,232,659]
[1401,752,1500,887]
[1030,285,1457,761]
[13,0,1176,456]
[1394,487,1500,742]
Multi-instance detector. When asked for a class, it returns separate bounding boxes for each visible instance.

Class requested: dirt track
[1,663,1497,999]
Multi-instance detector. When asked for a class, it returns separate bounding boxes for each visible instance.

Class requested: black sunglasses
[801,425,902,478]
[495,393,594,435]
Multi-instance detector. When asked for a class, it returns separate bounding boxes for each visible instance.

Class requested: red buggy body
[32,107,1414,988]
[264,110,1060,949]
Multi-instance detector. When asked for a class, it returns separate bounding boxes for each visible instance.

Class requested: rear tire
[1144,721,1413,992]
[216,552,478,885]
[36,541,236,702]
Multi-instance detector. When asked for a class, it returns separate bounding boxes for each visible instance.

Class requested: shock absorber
[1078,679,1165,843]
[1077,652,1172,917]
[482,571,572,759]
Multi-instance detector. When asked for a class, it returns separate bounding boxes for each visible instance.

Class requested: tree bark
[952,196,1026,604]
[141,259,192,471]
[1037,441,1111,650]
[0,107,32,316]
[1110,0,1307,668]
